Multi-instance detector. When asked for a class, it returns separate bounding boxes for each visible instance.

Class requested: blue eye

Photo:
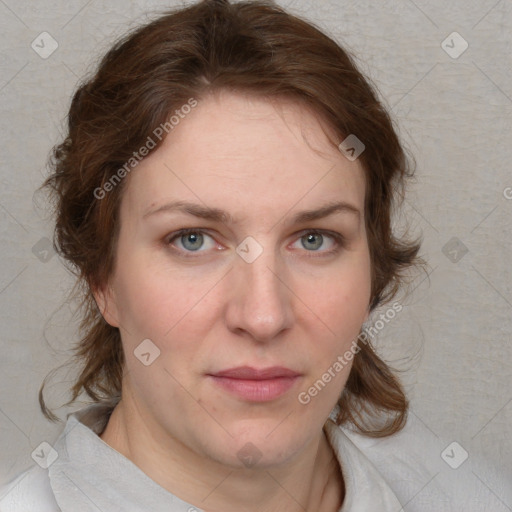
[181,232,203,251]
[301,232,324,250]
[166,228,344,258]
[167,229,216,253]
[291,231,341,253]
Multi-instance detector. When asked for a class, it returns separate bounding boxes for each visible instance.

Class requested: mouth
[207,366,302,402]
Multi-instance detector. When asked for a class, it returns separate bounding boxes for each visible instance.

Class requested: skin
[95,90,372,512]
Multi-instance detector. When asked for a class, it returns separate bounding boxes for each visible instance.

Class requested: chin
[204,425,309,470]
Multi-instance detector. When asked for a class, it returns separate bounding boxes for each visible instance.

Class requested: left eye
[290,231,338,252]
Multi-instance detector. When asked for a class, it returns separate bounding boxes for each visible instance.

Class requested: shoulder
[0,401,117,512]
[0,465,60,512]
[337,414,451,510]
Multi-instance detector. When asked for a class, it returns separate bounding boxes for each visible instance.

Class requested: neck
[99,399,344,512]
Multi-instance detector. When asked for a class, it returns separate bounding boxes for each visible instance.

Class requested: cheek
[299,255,371,382]
[305,257,371,333]
[111,255,224,349]
[298,280,368,409]
[113,273,171,338]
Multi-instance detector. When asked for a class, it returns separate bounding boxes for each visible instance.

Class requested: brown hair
[40,0,422,437]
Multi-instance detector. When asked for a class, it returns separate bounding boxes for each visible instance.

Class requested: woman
[0,0,426,510]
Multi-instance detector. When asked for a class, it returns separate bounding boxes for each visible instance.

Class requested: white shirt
[0,402,451,511]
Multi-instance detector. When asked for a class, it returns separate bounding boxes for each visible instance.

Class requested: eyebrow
[142,199,360,225]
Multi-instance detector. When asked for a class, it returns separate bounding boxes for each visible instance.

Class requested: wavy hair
[40,0,422,437]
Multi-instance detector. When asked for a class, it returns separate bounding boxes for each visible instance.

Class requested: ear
[92,282,120,328]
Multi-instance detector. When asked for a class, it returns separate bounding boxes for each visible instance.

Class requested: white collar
[48,402,402,511]
[323,419,403,511]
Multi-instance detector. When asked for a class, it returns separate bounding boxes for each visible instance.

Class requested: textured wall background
[0,0,510,509]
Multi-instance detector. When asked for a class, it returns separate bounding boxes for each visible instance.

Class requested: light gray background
[0,0,511,509]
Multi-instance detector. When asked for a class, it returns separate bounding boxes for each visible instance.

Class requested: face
[97,90,371,469]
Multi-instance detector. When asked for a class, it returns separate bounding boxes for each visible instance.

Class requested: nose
[224,246,294,343]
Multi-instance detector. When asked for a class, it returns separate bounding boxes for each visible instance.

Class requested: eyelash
[165,228,346,258]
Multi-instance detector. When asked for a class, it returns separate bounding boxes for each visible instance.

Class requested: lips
[207,366,302,402]
[210,366,301,380]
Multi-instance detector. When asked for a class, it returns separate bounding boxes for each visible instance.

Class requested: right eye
[166,228,220,255]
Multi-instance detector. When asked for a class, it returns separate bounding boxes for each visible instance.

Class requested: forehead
[121,91,366,223]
